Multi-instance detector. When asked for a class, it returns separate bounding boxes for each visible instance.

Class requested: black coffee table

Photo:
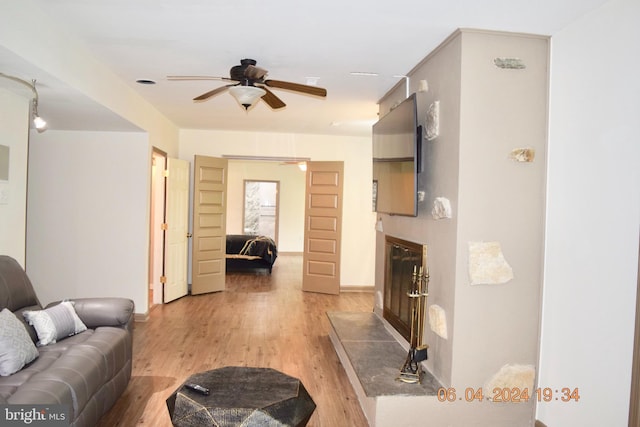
[166,366,316,427]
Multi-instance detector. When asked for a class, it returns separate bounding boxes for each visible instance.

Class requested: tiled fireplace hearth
[327,311,441,426]
[327,236,441,426]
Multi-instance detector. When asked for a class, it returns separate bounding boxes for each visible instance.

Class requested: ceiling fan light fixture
[228,85,266,110]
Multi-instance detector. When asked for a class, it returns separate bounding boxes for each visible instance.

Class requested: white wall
[2,0,180,157]
[26,130,150,313]
[538,0,640,425]
[3,1,182,315]
[0,88,30,265]
[454,30,549,389]
[226,160,306,252]
[179,129,376,287]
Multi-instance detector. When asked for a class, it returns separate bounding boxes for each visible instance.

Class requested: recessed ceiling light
[305,77,320,86]
[136,79,156,85]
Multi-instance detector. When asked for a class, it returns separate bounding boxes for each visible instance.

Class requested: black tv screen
[372,93,420,216]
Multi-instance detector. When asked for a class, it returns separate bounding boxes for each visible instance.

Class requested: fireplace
[383,236,427,342]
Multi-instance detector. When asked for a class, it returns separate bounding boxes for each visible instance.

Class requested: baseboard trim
[134,312,149,322]
[340,285,375,293]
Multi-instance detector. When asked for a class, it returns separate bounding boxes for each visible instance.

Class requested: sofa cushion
[0,257,41,312]
[7,378,76,419]
[23,301,87,346]
[0,308,39,376]
[0,256,42,344]
[0,326,131,417]
[2,331,95,386]
[6,332,110,421]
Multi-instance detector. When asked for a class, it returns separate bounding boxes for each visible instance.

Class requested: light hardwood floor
[98,254,373,426]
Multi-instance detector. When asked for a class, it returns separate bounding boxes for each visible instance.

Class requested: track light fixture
[0,72,48,132]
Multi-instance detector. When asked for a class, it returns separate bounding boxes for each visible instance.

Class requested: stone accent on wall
[484,364,536,400]
[493,57,527,69]
[431,197,452,220]
[468,241,514,285]
[509,148,536,163]
[425,100,440,141]
[428,304,448,339]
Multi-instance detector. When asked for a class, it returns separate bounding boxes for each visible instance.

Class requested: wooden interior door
[302,161,344,295]
[191,155,227,295]
[163,158,190,303]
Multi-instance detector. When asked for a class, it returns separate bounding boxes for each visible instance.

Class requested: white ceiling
[3,0,608,137]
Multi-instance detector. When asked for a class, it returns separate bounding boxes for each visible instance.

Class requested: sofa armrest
[46,298,134,331]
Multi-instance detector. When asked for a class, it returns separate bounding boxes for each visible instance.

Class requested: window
[243,180,279,243]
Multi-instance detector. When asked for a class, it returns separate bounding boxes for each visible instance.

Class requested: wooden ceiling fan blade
[245,65,268,80]
[260,87,286,109]
[265,80,327,97]
[193,84,234,101]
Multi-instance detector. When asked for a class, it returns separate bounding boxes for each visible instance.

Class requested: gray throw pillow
[23,301,87,346]
[0,308,39,376]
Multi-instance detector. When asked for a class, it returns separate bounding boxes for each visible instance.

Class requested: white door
[163,158,190,303]
[192,155,228,295]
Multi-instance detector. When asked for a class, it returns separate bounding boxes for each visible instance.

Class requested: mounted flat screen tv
[372,93,421,216]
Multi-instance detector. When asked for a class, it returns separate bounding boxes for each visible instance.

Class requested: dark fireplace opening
[383,236,426,342]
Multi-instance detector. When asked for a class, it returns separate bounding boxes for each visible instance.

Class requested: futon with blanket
[226,234,278,274]
[0,255,134,427]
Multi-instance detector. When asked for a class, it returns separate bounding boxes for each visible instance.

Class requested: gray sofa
[0,255,133,427]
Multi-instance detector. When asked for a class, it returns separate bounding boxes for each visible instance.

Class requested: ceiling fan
[167,58,327,110]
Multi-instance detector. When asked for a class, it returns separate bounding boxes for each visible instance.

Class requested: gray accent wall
[374,29,549,423]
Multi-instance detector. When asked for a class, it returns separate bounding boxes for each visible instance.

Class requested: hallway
[98,254,373,426]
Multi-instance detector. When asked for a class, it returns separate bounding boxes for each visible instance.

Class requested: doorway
[243,180,279,244]
[628,236,640,426]
[148,149,167,308]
